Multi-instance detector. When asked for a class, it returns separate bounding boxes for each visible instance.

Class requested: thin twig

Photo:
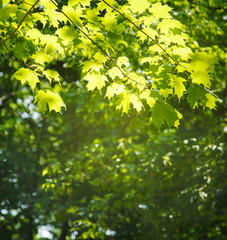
[0,0,39,47]
[2,40,34,69]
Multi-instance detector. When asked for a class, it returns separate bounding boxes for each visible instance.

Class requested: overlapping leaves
[0,0,219,128]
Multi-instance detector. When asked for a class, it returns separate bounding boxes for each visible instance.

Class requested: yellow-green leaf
[128,0,150,14]
[130,94,143,112]
[205,93,217,110]
[84,73,107,91]
[56,26,78,44]
[149,3,172,19]
[44,70,61,83]
[140,89,156,108]
[34,90,66,113]
[105,83,125,100]
[170,76,186,100]
[107,67,124,80]
[117,92,130,114]
[12,68,39,91]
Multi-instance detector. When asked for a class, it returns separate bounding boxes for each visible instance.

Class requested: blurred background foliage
[0,0,226,239]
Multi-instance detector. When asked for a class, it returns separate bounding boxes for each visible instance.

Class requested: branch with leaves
[0,0,219,128]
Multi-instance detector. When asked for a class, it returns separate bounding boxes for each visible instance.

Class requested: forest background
[0,0,226,239]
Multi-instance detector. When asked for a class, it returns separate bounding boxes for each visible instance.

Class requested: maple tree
[0,0,226,240]
[0,0,219,128]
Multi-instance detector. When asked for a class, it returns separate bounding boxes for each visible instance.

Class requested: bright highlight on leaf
[205,93,217,110]
[34,90,66,113]
[149,2,172,19]
[105,83,125,100]
[128,0,150,14]
[12,68,39,91]
[170,76,186,100]
[84,73,107,91]
[44,70,61,83]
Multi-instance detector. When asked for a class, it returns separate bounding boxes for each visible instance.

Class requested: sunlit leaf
[34,90,66,113]
[12,68,39,91]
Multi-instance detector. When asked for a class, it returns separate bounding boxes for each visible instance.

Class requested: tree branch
[0,0,39,47]
[2,40,34,69]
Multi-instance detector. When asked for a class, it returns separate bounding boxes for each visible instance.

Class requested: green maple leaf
[84,73,107,91]
[140,90,156,108]
[12,68,39,91]
[129,94,143,112]
[188,52,218,88]
[149,2,172,19]
[205,93,217,110]
[117,92,130,114]
[151,101,179,128]
[107,67,124,80]
[159,88,173,99]
[117,92,143,114]
[128,0,150,14]
[117,57,129,67]
[44,70,61,83]
[105,83,125,100]
[56,26,78,45]
[2,0,9,7]
[187,84,206,108]
[170,76,186,100]
[0,4,18,22]
[101,13,117,31]
[34,90,66,113]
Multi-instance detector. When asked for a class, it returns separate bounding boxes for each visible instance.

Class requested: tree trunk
[59,220,69,240]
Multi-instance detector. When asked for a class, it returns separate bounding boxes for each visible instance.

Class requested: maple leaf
[34,90,66,113]
[128,0,150,14]
[105,83,125,100]
[191,71,211,88]
[44,70,61,83]
[84,73,107,91]
[137,28,157,42]
[187,84,206,109]
[117,92,143,114]
[2,0,9,6]
[43,35,64,55]
[82,61,104,72]
[32,50,52,65]
[101,13,117,31]
[117,92,130,114]
[62,5,83,27]
[188,52,218,88]
[117,57,129,67]
[149,3,172,19]
[151,101,179,128]
[205,93,217,110]
[56,26,78,45]
[140,90,156,108]
[107,67,124,80]
[129,94,143,112]
[159,88,173,99]
[170,76,186,100]
[12,68,39,91]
